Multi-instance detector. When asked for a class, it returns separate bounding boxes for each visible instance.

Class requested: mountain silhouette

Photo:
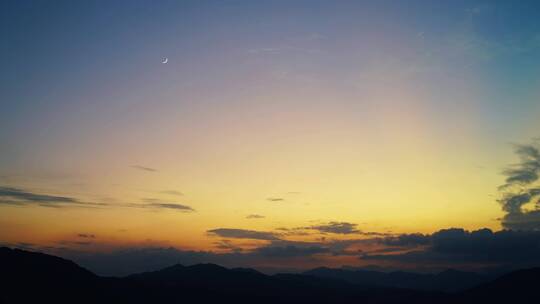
[0,247,101,303]
[459,267,540,303]
[1,247,539,304]
[304,267,489,292]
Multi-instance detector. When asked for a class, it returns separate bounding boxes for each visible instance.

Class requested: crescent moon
[162,58,168,64]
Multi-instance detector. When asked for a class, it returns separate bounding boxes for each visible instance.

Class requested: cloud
[0,186,77,205]
[275,227,312,236]
[500,144,540,188]
[77,234,96,239]
[58,240,93,246]
[378,233,430,247]
[309,222,361,234]
[497,141,540,230]
[499,190,540,214]
[246,214,265,219]
[207,228,279,240]
[277,221,367,236]
[149,203,194,212]
[362,228,540,269]
[5,242,37,250]
[0,186,99,209]
[501,209,540,231]
[267,197,285,202]
[140,199,195,212]
[0,186,197,213]
[213,240,243,253]
[131,165,157,172]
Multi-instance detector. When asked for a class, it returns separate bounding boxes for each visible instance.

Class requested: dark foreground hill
[0,247,538,304]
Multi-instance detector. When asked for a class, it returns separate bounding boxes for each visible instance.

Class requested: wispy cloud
[131,165,157,172]
[278,221,366,236]
[149,203,194,211]
[0,186,103,209]
[140,199,195,212]
[267,197,285,202]
[246,214,265,219]
[0,186,77,205]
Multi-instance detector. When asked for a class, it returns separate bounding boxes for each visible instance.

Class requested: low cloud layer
[8,227,540,276]
[207,222,364,242]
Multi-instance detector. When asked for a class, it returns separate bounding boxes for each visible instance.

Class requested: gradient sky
[2,0,540,272]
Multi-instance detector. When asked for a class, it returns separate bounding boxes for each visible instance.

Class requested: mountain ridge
[1,247,538,304]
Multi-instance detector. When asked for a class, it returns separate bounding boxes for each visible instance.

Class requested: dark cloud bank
[19,227,538,277]
[367,228,540,266]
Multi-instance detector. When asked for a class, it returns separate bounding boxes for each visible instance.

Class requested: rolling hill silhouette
[0,247,538,304]
[0,247,101,303]
[304,267,489,292]
[460,267,540,303]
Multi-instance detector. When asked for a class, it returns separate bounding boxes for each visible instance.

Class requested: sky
[2,0,540,274]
